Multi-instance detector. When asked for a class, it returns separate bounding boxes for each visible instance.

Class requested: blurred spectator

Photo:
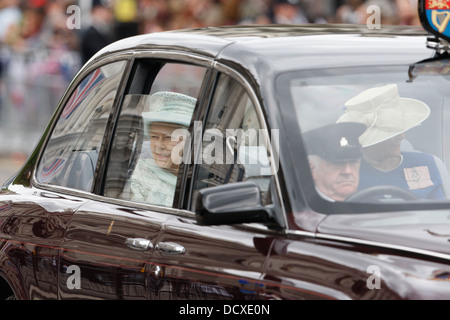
[271,0,309,24]
[335,0,367,24]
[365,0,399,25]
[396,0,420,25]
[0,0,22,43]
[0,0,81,136]
[0,0,21,83]
[302,0,336,23]
[80,0,115,64]
[220,0,242,25]
[2,3,46,51]
[166,0,226,30]
[41,1,80,51]
[238,0,272,24]
[21,5,46,44]
[39,1,80,81]
[138,0,168,33]
[114,0,139,39]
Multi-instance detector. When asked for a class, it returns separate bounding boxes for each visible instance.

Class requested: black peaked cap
[303,122,366,162]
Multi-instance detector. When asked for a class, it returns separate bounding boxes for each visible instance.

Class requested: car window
[276,64,450,213]
[103,60,206,207]
[192,73,274,205]
[36,61,127,191]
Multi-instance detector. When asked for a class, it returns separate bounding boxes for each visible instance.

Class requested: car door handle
[156,242,185,255]
[125,238,153,251]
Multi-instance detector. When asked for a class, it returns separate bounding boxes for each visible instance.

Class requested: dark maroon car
[2,2,450,301]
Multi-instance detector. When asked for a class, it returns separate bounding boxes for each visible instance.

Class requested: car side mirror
[194,182,277,227]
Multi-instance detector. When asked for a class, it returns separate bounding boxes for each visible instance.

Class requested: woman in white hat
[128,91,196,206]
[337,84,445,200]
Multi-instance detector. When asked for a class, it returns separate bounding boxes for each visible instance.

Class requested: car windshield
[278,60,450,212]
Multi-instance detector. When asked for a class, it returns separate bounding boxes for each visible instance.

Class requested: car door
[3,60,128,299]
[149,71,282,299]
[0,190,84,300]
[59,57,212,299]
[58,200,166,299]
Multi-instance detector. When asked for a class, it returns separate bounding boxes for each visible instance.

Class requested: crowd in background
[0,0,421,155]
[0,0,422,71]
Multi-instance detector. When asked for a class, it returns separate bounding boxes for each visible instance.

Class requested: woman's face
[149,122,186,172]
[363,132,406,160]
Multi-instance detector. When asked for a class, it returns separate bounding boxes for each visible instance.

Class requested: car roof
[94,24,434,73]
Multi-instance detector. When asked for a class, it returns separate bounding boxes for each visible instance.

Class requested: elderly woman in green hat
[128,91,196,206]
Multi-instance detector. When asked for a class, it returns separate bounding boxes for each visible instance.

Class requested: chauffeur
[303,122,366,202]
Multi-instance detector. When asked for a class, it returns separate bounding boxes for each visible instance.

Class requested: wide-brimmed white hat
[336,84,430,147]
[142,91,196,128]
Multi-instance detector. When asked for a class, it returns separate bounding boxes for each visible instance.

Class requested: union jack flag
[0,202,11,213]
[39,157,66,183]
[61,68,105,119]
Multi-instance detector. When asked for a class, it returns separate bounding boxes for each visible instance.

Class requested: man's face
[310,157,361,201]
[149,122,185,172]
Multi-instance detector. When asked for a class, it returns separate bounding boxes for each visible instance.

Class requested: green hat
[143,91,196,128]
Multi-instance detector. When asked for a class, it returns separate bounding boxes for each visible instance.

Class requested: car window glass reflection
[192,73,274,206]
[36,61,127,192]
